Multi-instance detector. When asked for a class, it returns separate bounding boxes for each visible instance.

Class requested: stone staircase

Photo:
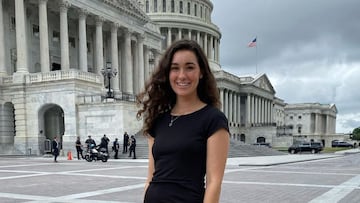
[108,134,287,159]
[227,139,287,157]
[1,136,286,159]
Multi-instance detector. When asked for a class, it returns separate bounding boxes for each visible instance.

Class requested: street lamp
[101,62,117,98]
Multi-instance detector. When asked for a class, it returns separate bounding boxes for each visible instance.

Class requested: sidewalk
[18,148,360,167]
[228,148,360,166]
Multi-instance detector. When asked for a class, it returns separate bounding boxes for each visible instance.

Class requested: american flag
[248,37,257,47]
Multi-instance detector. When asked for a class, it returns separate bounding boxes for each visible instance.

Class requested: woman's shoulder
[202,105,226,117]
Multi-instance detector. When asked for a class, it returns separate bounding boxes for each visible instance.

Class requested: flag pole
[248,36,258,74]
[255,42,257,75]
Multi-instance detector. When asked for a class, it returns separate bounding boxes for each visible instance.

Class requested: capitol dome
[140,0,222,70]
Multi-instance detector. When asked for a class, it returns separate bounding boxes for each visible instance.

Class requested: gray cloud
[212,0,360,132]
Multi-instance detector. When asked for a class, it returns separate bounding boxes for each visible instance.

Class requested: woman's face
[169,50,202,99]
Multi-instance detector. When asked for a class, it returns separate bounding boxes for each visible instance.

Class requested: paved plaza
[0,150,359,203]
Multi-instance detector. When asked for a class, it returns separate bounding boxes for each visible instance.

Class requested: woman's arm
[203,128,229,203]
[144,136,155,196]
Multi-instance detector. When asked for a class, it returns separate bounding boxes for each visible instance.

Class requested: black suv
[288,142,323,154]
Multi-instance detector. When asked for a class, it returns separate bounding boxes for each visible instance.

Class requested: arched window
[187,2,191,14]
[171,0,175,12]
[257,137,266,143]
[163,0,166,12]
[179,1,183,13]
[240,134,246,142]
[145,0,149,13]
[194,4,197,16]
[154,0,158,12]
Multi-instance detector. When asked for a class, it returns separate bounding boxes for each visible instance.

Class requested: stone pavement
[0,148,359,203]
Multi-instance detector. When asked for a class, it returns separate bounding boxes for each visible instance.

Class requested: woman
[52,136,59,162]
[137,40,229,203]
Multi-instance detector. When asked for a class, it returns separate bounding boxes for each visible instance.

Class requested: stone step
[106,135,287,159]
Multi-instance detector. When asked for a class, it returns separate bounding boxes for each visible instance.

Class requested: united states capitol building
[0,0,339,155]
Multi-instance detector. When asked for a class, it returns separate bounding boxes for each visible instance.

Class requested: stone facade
[0,0,339,155]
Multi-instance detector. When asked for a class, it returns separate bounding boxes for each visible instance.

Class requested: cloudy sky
[211,0,360,133]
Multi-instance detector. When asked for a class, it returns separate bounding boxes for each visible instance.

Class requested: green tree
[352,127,360,140]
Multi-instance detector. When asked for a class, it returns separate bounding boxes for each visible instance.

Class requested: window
[87,42,91,53]
[298,126,302,134]
[187,2,191,14]
[154,0,158,12]
[200,6,203,18]
[298,115,302,119]
[33,24,39,37]
[194,4,197,16]
[171,0,174,13]
[10,17,16,31]
[179,1,183,13]
[69,37,75,48]
[290,116,293,120]
[145,0,149,13]
[162,0,166,12]
[53,31,60,42]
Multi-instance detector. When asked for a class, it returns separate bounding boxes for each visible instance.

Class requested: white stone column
[315,113,321,134]
[137,34,145,93]
[155,49,161,68]
[38,0,50,72]
[144,46,150,81]
[204,33,208,57]
[123,28,133,94]
[216,38,220,63]
[325,115,330,134]
[270,101,275,125]
[0,0,6,76]
[254,96,258,124]
[237,94,241,123]
[229,91,233,123]
[268,100,272,124]
[220,89,224,112]
[209,35,214,60]
[197,31,200,45]
[78,10,87,72]
[264,99,268,124]
[15,0,28,73]
[252,96,256,124]
[188,29,191,40]
[260,97,263,123]
[224,90,228,119]
[247,94,251,126]
[238,95,242,124]
[60,2,70,70]
[111,23,119,91]
[95,16,104,76]
[235,93,239,124]
[178,28,182,40]
[167,27,172,47]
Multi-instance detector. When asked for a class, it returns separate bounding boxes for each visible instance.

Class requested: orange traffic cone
[67,151,72,160]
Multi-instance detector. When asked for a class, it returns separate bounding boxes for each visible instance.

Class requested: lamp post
[101,62,117,98]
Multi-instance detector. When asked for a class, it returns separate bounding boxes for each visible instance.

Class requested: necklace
[169,115,181,127]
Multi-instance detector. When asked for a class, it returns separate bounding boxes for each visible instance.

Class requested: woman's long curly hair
[136,40,220,135]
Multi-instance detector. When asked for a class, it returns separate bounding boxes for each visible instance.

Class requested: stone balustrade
[0,70,101,85]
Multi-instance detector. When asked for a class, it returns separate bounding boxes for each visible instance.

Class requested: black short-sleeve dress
[144,105,229,203]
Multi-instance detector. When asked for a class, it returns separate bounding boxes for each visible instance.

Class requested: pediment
[330,104,338,113]
[102,0,150,24]
[252,74,275,93]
